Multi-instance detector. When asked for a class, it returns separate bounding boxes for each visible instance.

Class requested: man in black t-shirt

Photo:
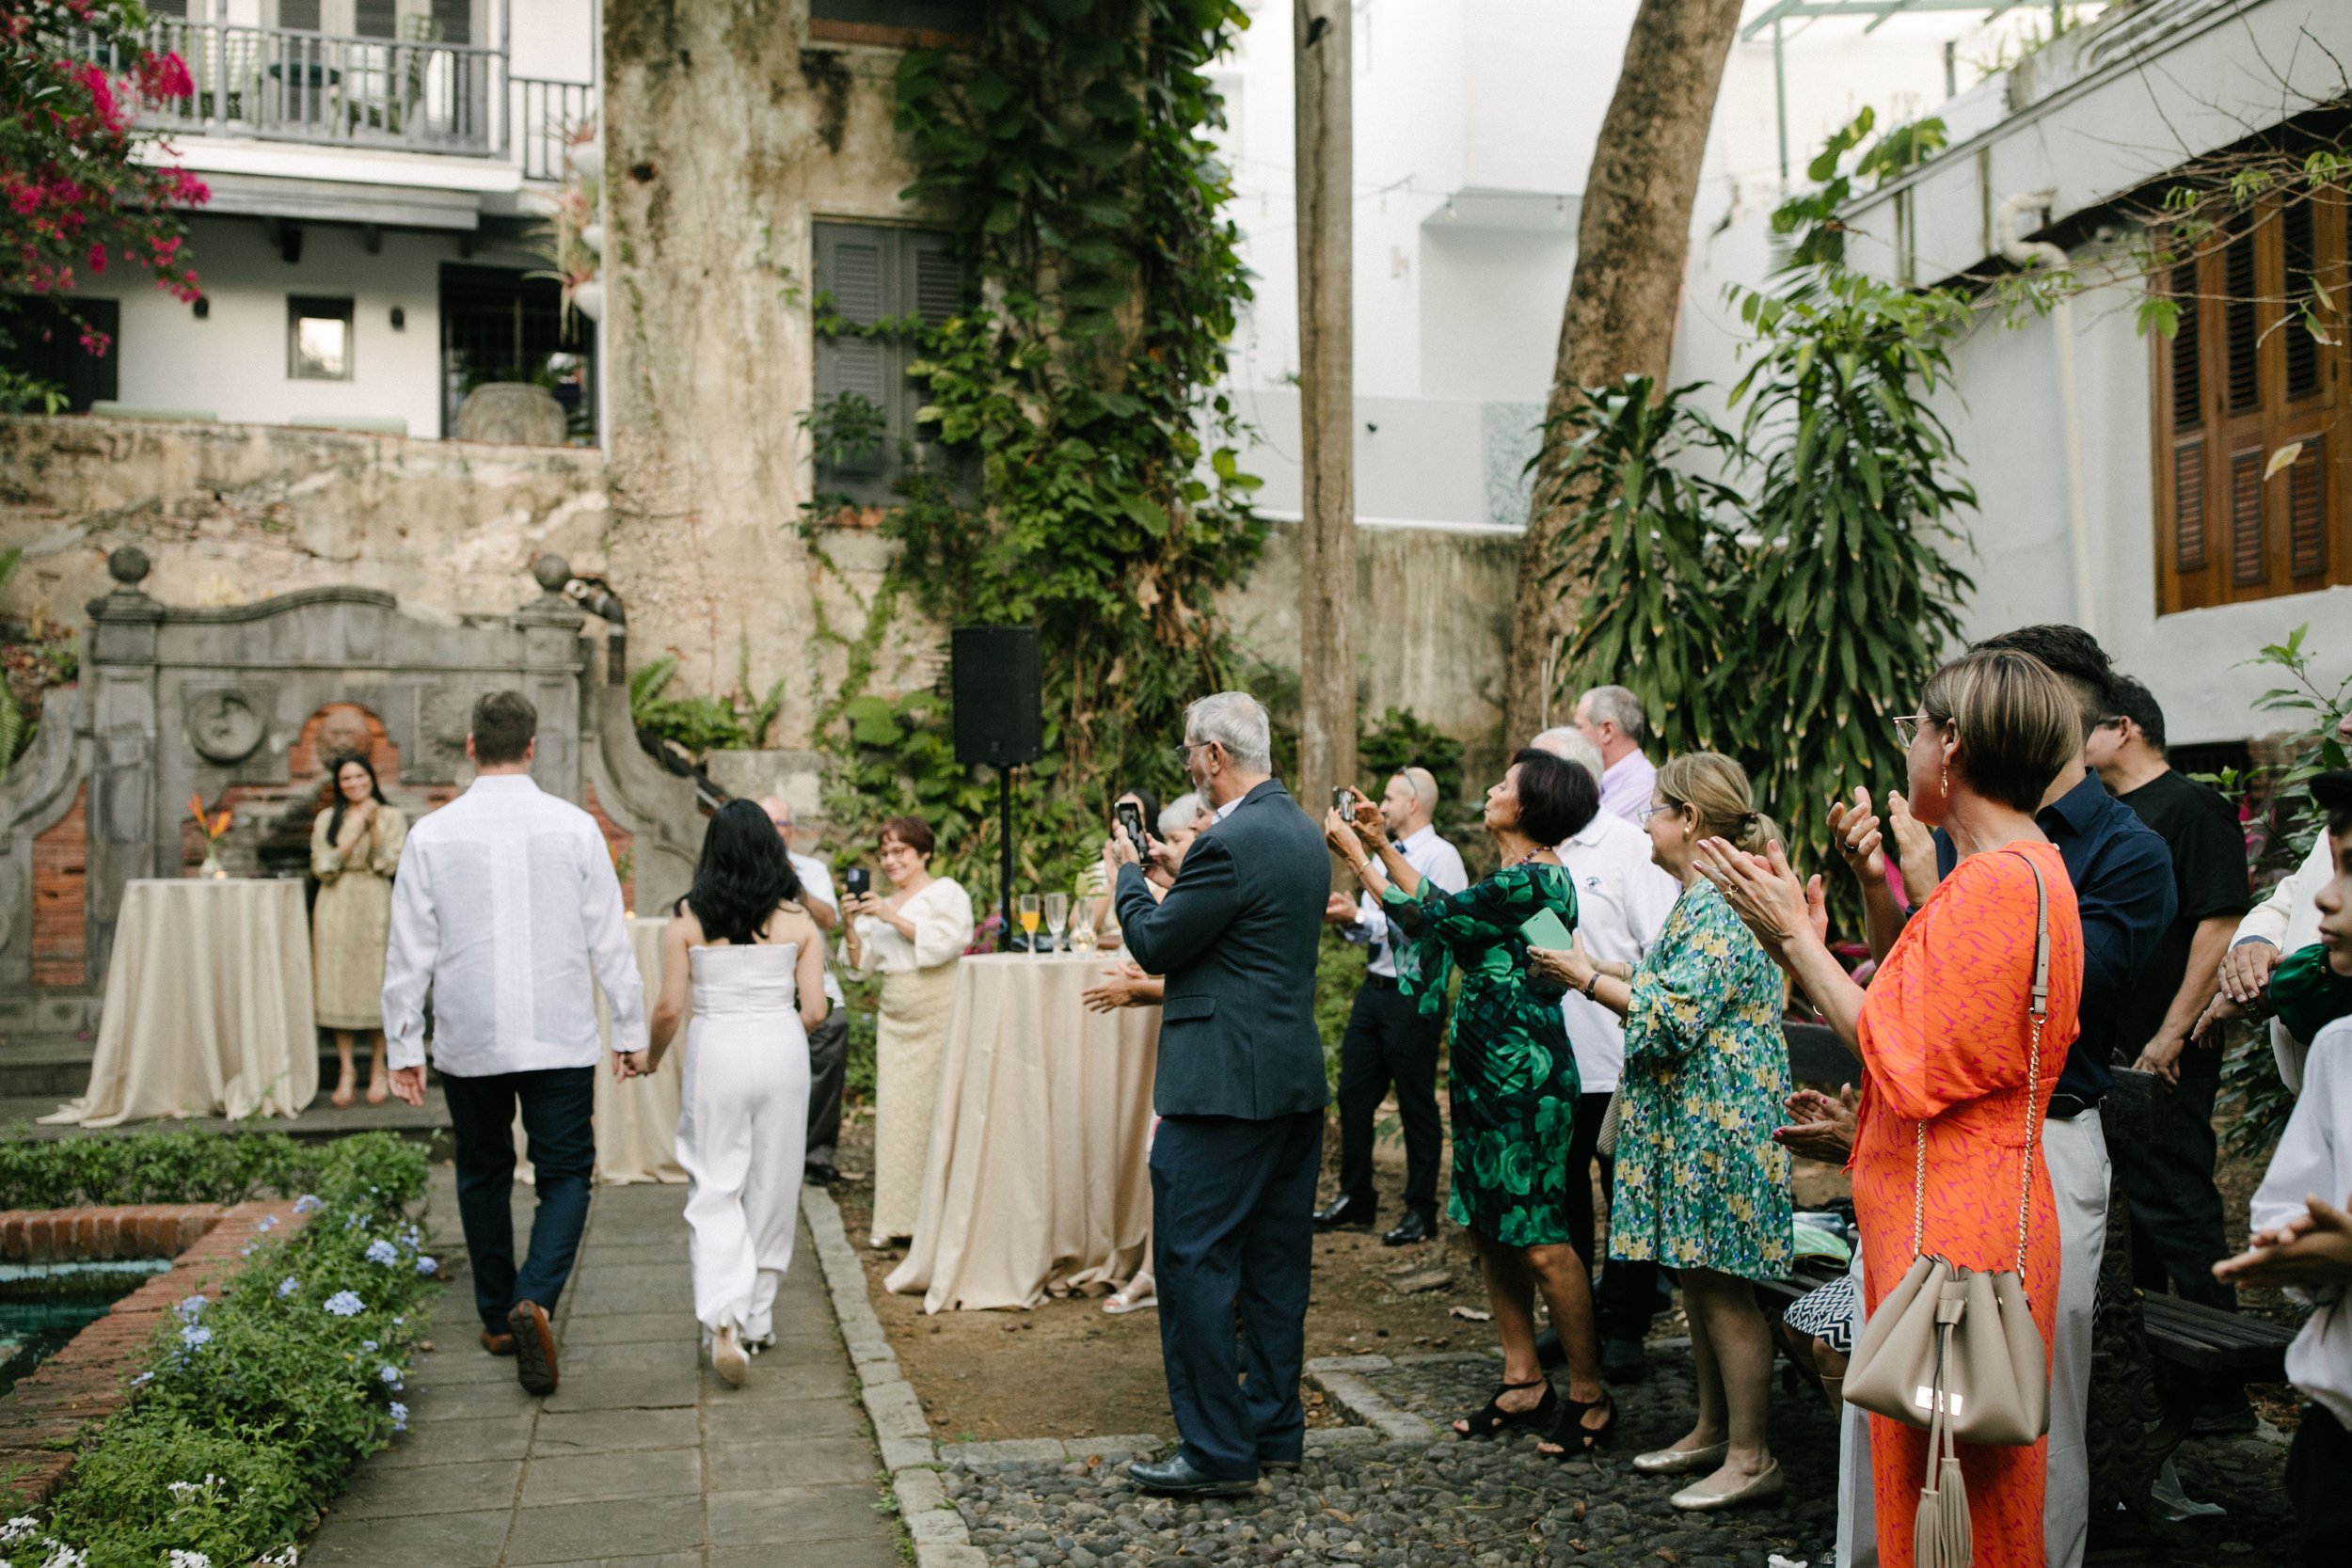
[2086,675,2250,1334]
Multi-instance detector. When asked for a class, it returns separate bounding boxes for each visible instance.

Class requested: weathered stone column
[516,555,590,804]
[81,546,165,978]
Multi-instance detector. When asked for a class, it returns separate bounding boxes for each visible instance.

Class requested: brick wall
[30,781,86,988]
[0,1204,223,1263]
[584,782,638,913]
[0,1200,307,1507]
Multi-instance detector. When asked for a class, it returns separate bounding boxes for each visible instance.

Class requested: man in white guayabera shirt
[382,690,647,1399]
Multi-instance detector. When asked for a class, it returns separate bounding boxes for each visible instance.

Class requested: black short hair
[1507,747,1598,846]
[1972,625,2113,737]
[2102,673,2167,753]
[2313,769,2352,840]
[469,689,537,766]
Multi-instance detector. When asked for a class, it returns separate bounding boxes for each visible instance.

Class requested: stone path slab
[305,1168,905,1568]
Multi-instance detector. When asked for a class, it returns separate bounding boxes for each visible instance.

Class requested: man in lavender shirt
[1573,686,1658,830]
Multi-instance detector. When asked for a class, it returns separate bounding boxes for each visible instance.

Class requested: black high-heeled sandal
[1452,1378,1557,1439]
[1540,1389,1616,1458]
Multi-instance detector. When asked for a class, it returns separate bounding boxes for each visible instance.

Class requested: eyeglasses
[1174,740,1219,764]
[1644,801,1683,821]
[1892,713,1935,748]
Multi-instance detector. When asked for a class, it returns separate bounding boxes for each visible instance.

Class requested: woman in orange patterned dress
[1694,647,2086,1568]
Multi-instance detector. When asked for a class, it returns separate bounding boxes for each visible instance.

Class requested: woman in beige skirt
[310,752,407,1105]
[843,814,974,1247]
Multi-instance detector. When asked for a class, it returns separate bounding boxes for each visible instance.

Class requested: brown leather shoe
[479,1328,516,1356]
[506,1300,558,1396]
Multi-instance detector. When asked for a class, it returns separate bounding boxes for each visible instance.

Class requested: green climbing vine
[811,0,1264,907]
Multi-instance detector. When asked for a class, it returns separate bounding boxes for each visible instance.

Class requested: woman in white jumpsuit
[650,800,829,1387]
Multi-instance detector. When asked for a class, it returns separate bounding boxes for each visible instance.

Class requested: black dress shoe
[1127,1453,1257,1496]
[1312,1194,1375,1232]
[804,1162,839,1186]
[1600,1337,1649,1384]
[1381,1212,1435,1246]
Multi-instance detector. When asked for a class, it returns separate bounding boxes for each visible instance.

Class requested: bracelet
[1581,972,1601,1000]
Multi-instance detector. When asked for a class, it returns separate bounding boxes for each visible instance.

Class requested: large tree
[1502,0,1745,745]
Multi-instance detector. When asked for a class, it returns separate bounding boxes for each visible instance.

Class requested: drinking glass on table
[1018,893,1041,953]
[1043,892,1069,955]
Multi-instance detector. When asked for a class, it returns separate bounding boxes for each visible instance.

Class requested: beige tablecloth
[595,916,687,1183]
[44,879,317,1126]
[885,953,1159,1312]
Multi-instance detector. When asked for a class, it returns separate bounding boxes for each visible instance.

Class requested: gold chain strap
[1906,851,2051,1276]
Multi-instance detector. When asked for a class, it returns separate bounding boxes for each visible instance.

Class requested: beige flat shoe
[1670,1458,1784,1512]
[712,1324,749,1388]
[1632,1439,1730,1476]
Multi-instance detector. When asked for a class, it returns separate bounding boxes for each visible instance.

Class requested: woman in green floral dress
[1327,748,1615,1457]
[1534,752,1793,1512]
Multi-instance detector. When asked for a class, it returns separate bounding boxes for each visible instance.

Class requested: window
[2152,188,2350,612]
[437,263,596,439]
[276,0,321,31]
[288,296,354,380]
[1,296,119,412]
[808,1,980,49]
[810,222,970,509]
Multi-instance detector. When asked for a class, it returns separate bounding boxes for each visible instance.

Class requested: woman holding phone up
[1328,749,1615,1459]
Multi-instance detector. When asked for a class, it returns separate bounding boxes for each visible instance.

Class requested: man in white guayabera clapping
[382,690,647,1401]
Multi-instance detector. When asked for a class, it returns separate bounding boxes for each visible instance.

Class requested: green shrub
[0,1127,420,1211]
[8,1132,436,1567]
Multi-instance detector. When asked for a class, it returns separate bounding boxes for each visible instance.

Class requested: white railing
[511,75,596,182]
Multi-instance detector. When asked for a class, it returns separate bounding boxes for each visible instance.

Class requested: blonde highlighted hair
[1920,648,2079,813]
[1656,752,1778,855]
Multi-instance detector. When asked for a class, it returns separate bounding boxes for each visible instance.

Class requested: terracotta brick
[31,782,86,988]
[24,1213,55,1264]
[0,1212,25,1260]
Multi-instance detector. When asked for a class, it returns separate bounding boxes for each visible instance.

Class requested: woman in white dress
[650,800,828,1387]
[842,814,975,1248]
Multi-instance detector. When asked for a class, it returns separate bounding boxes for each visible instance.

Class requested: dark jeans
[1566,1089,1661,1346]
[1151,1110,1323,1481]
[442,1065,596,1337]
[1332,980,1444,1221]
[2117,1053,2237,1312]
[803,1006,850,1166]
[2289,1402,2352,1565]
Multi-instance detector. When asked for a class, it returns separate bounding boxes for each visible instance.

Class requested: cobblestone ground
[942,1346,2296,1567]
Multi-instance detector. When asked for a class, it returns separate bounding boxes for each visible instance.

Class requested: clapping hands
[2214,1195,2352,1291]
[1692,837,1826,956]
[1775,1085,1858,1164]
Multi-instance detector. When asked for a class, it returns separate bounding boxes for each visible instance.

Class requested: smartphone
[1332,785,1351,813]
[1115,800,1146,848]
[843,866,871,897]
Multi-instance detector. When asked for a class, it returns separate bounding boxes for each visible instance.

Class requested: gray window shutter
[355,0,399,36]
[431,0,472,43]
[813,222,968,505]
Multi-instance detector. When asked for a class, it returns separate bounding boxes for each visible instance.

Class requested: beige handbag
[1841,852,2053,1568]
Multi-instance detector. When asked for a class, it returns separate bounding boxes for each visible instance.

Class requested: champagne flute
[1042,891,1069,955]
[1018,893,1041,954]
[1069,884,1099,954]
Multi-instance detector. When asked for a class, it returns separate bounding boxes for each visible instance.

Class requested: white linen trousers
[676,942,811,1341]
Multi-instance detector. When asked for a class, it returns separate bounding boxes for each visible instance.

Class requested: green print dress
[1608,878,1793,1279]
[1385,861,1581,1247]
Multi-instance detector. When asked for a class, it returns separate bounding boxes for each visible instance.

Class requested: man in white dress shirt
[1533,726,1680,1382]
[760,796,849,1185]
[383,691,646,1398]
[1314,767,1468,1246]
[1574,686,1659,831]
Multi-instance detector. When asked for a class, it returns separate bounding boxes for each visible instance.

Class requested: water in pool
[0,1260,170,1400]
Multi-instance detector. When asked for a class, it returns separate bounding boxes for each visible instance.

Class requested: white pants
[677,1011,811,1339]
[1834,1108,2108,1568]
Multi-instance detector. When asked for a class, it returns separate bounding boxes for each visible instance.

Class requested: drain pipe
[1996,190,2097,636]
[564,578,628,685]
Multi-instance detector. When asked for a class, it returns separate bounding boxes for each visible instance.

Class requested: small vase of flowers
[189,793,231,879]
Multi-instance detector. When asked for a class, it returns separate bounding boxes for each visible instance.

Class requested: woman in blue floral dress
[1328,748,1616,1458]
[1534,752,1793,1511]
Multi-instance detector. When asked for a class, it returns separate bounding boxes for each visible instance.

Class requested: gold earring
[1941,763,1949,795]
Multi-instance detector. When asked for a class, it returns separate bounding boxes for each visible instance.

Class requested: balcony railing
[85,20,594,174]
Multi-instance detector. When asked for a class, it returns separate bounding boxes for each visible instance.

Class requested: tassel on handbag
[1912,1291,1976,1568]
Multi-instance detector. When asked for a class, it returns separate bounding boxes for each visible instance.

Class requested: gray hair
[1158,792,1204,837]
[1184,691,1273,774]
[1577,685,1649,747]
[1530,727,1605,788]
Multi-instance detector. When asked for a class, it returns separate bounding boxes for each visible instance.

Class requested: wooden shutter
[812,223,969,506]
[2284,197,2320,401]
[2289,436,2327,579]
[355,0,398,38]
[2229,448,2265,586]
[430,0,472,43]
[2222,214,2259,414]
[2171,441,2206,573]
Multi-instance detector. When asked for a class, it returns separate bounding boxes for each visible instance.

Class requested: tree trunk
[1295,0,1356,809]
[1502,0,1745,746]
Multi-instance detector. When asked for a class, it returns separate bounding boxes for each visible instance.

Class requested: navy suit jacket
[1115,778,1329,1120]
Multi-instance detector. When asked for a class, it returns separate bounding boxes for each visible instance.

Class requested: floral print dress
[1385,862,1580,1247]
[1607,878,1793,1279]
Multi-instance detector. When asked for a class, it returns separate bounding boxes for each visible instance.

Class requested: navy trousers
[1332,980,1445,1222]
[442,1065,596,1336]
[1151,1110,1323,1481]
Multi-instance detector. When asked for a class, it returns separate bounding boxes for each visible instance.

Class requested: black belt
[2046,1092,2095,1122]
[1362,974,1400,991]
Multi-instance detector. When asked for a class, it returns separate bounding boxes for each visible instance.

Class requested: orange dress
[1851,842,2083,1568]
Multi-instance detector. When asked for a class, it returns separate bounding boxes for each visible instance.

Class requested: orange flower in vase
[190,792,233,879]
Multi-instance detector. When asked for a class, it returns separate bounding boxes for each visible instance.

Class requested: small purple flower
[360,1338,378,1352]
[256,1214,279,1232]
[293,1194,323,1214]
[377,1365,403,1390]
[130,1371,153,1386]
[323,1291,363,1318]
[277,1276,299,1299]
[413,1256,438,1277]
[180,1323,212,1350]
[174,1294,208,1322]
[388,1400,407,1433]
[364,1239,399,1267]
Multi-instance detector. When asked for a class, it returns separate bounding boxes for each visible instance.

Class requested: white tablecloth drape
[44,879,318,1127]
[885,953,1160,1312]
[594,916,687,1183]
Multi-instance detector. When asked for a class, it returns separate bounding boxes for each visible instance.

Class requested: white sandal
[1102,1286,1157,1315]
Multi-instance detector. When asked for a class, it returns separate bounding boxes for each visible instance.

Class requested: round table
[884,952,1160,1312]
[513,915,689,1185]
[45,879,318,1126]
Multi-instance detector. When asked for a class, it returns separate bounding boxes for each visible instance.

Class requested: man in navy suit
[1108,691,1330,1496]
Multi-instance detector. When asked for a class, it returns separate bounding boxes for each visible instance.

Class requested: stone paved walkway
[306,1170,903,1568]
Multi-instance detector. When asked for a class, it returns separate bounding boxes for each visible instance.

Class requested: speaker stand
[997,765,1015,948]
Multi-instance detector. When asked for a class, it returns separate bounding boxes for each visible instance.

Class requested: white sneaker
[712,1323,749,1387]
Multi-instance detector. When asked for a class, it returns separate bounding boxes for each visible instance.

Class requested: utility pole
[1294,0,1356,815]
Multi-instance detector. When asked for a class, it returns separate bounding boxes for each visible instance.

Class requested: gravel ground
[940,1344,2298,1567]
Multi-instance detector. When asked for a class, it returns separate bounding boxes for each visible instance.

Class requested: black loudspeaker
[951,626,1042,767]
